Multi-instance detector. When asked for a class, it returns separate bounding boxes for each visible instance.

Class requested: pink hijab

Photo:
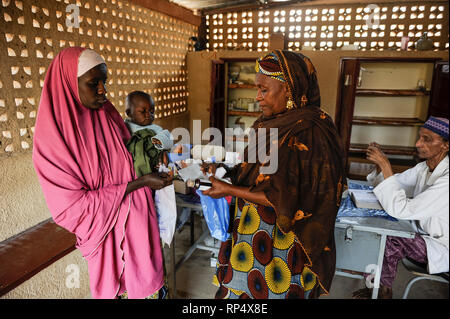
[32,47,164,299]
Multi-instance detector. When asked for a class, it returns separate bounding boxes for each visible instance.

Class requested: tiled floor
[164,216,448,299]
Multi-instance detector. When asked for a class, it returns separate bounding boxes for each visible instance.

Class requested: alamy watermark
[171,120,279,174]
[365,263,381,289]
[65,263,80,289]
[365,4,381,29]
[66,4,80,28]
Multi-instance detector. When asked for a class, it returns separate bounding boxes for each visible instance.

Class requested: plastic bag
[196,189,230,242]
[154,184,177,247]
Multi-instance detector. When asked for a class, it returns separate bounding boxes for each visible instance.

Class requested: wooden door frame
[209,59,225,144]
[428,60,449,119]
[335,58,360,165]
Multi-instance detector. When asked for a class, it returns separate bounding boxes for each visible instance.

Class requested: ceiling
[169,0,297,12]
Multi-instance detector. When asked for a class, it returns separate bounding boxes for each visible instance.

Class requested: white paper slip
[349,189,383,210]
[177,163,204,182]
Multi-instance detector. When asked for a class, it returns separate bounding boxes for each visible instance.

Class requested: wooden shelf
[355,89,431,96]
[228,110,262,117]
[228,83,257,89]
[352,116,425,126]
[348,154,417,166]
[335,58,444,180]
[350,143,416,156]
[347,154,417,180]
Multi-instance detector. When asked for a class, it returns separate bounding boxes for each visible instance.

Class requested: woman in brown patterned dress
[203,50,346,299]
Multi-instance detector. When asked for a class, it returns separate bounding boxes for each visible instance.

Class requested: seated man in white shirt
[353,116,449,299]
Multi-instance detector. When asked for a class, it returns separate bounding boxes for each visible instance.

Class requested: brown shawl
[230,50,346,295]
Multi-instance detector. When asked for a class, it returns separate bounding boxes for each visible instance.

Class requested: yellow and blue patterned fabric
[255,52,286,83]
[213,198,319,299]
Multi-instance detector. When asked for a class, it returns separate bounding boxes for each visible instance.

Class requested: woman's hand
[125,172,173,198]
[202,177,270,206]
[366,143,393,179]
[141,172,173,190]
[201,176,231,198]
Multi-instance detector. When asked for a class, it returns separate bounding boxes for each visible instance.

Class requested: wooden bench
[0,219,76,296]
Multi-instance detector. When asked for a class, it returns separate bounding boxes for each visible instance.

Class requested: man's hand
[366,142,393,179]
[366,143,387,165]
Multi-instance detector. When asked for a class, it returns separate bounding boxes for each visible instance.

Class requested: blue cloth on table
[337,181,397,221]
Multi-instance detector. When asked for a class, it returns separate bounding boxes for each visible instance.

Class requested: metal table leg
[190,210,195,245]
[371,234,387,299]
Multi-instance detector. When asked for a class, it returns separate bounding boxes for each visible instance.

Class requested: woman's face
[78,63,108,109]
[255,73,289,117]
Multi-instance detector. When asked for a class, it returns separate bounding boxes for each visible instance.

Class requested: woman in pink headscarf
[32,47,171,299]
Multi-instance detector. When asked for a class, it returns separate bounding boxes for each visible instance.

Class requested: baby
[124,91,174,177]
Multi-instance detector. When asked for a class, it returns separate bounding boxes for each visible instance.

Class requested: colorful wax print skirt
[213,198,320,299]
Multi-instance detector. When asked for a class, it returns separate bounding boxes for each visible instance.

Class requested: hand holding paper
[201,176,231,199]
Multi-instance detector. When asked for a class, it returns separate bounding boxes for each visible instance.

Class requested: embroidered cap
[422,116,449,139]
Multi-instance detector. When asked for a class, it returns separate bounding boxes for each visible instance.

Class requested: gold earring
[286,98,294,109]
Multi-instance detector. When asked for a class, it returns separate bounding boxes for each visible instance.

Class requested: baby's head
[125,91,155,126]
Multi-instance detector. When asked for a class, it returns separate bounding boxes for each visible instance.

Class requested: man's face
[77,63,108,110]
[415,127,449,160]
[127,96,155,126]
